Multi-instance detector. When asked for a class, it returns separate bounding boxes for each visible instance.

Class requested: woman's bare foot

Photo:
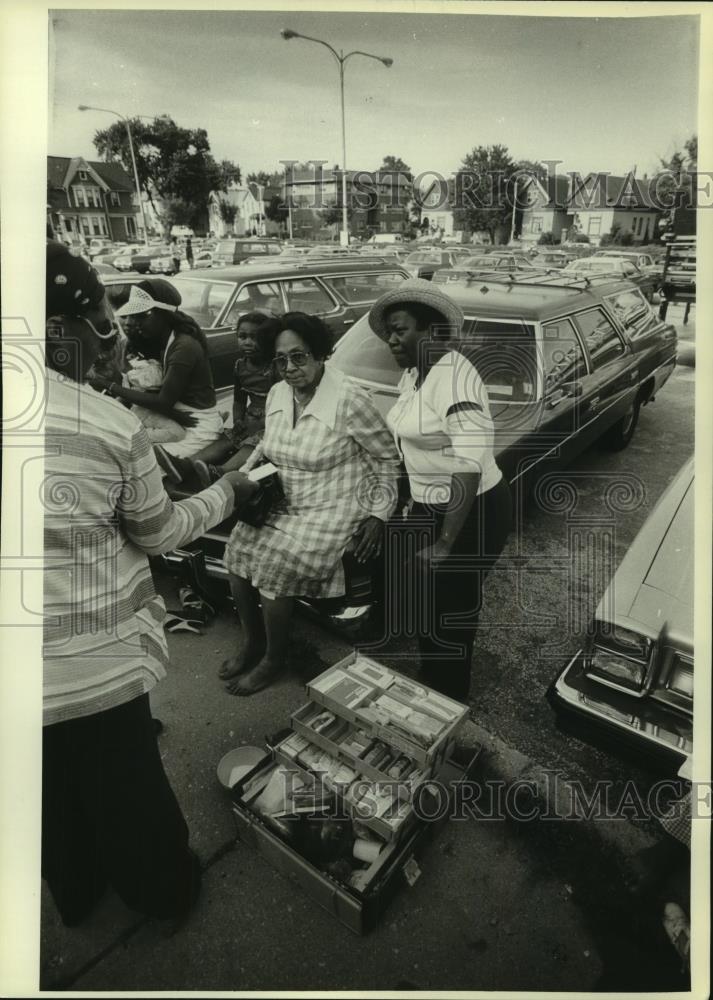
[218,644,264,680]
[225,657,283,696]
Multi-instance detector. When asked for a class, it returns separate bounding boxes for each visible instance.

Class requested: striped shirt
[43,368,234,726]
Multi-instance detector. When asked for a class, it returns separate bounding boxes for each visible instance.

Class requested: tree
[246,171,272,187]
[453,144,517,244]
[218,198,238,227]
[537,231,557,245]
[651,134,697,215]
[93,115,240,236]
[379,155,412,175]
[265,195,289,232]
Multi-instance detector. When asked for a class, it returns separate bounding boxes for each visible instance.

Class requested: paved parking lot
[39,310,695,993]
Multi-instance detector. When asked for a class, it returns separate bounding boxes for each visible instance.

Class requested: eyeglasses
[272,350,312,372]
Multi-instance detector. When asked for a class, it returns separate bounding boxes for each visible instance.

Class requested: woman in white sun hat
[368,278,512,703]
[90,278,224,458]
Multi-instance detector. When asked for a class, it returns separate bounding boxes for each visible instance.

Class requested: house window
[110,192,120,207]
[531,216,543,234]
[78,171,87,181]
[126,217,137,238]
[74,187,86,208]
[81,217,91,237]
[587,216,602,236]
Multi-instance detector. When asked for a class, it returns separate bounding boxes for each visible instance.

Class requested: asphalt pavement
[39,306,696,993]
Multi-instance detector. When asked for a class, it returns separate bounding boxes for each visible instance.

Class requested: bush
[599,233,613,247]
[572,233,590,244]
[537,231,556,245]
[619,231,634,246]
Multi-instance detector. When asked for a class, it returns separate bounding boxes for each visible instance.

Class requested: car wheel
[601,397,640,451]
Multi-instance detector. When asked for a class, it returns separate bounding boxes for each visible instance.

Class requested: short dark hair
[235,312,273,363]
[383,301,451,338]
[236,311,272,333]
[260,312,334,360]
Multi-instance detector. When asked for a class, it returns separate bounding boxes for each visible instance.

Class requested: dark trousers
[42,693,200,926]
[407,476,512,702]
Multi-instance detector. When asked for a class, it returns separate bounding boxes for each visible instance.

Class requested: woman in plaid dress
[222,313,400,695]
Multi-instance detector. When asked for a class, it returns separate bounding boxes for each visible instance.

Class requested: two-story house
[283,164,411,240]
[47,156,141,244]
[518,173,573,245]
[567,172,660,245]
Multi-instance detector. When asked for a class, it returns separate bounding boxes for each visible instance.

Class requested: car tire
[601,396,640,451]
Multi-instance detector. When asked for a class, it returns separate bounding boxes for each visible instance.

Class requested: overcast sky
[49,8,699,181]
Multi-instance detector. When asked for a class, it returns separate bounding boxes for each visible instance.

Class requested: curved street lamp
[78,104,150,246]
[281,29,393,246]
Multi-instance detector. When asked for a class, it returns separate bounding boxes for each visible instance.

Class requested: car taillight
[586,622,653,693]
[667,655,693,698]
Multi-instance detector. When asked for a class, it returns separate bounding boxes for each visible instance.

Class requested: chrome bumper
[549,650,692,763]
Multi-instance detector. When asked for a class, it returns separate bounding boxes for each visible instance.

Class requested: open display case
[227,654,480,934]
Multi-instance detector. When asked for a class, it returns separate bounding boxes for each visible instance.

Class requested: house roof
[519,173,571,210]
[209,185,257,208]
[569,172,657,211]
[47,155,134,192]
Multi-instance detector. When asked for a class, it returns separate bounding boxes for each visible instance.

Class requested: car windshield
[406,251,442,263]
[168,277,233,326]
[462,256,499,268]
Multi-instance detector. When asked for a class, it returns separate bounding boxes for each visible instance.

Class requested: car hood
[599,459,694,644]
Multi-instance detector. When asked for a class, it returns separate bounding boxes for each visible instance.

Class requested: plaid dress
[224,364,400,597]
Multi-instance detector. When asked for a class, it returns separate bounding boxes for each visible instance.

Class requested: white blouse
[387,350,502,503]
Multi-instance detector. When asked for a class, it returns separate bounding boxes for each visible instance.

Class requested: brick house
[47,156,141,245]
[284,164,411,240]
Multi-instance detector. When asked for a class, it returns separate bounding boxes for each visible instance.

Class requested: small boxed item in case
[307,652,469,768]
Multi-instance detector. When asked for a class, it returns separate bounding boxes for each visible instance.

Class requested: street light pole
[78,104,150,246]
[281,30,392,247]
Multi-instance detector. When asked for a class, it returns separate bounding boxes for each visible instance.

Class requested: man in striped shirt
[43,241,256,927]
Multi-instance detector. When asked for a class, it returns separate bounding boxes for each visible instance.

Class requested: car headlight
[666,654,693,698]
[586,623,653,693]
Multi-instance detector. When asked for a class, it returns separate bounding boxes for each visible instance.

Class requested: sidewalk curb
[463,719,659,857]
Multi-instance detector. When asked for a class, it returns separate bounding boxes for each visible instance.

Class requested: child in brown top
[156,311,275,486]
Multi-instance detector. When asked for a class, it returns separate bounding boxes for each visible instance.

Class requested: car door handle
[630,369,639,382]
[589,396,600,410]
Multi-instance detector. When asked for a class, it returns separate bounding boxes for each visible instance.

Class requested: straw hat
[368,278,465,341]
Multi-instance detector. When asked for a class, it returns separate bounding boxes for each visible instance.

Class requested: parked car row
[102,256,410,390]
[105,248,688,778]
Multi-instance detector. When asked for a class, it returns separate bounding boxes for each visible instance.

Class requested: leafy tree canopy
[92,115,240,229]
[246,171,272,188]
[379,155,412,177]
[453,144,517,242]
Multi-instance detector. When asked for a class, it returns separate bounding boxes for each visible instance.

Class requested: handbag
[236,461,285,528]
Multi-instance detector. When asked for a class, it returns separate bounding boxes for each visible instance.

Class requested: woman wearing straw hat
[368,278,512,702]
[90,278,224,459]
